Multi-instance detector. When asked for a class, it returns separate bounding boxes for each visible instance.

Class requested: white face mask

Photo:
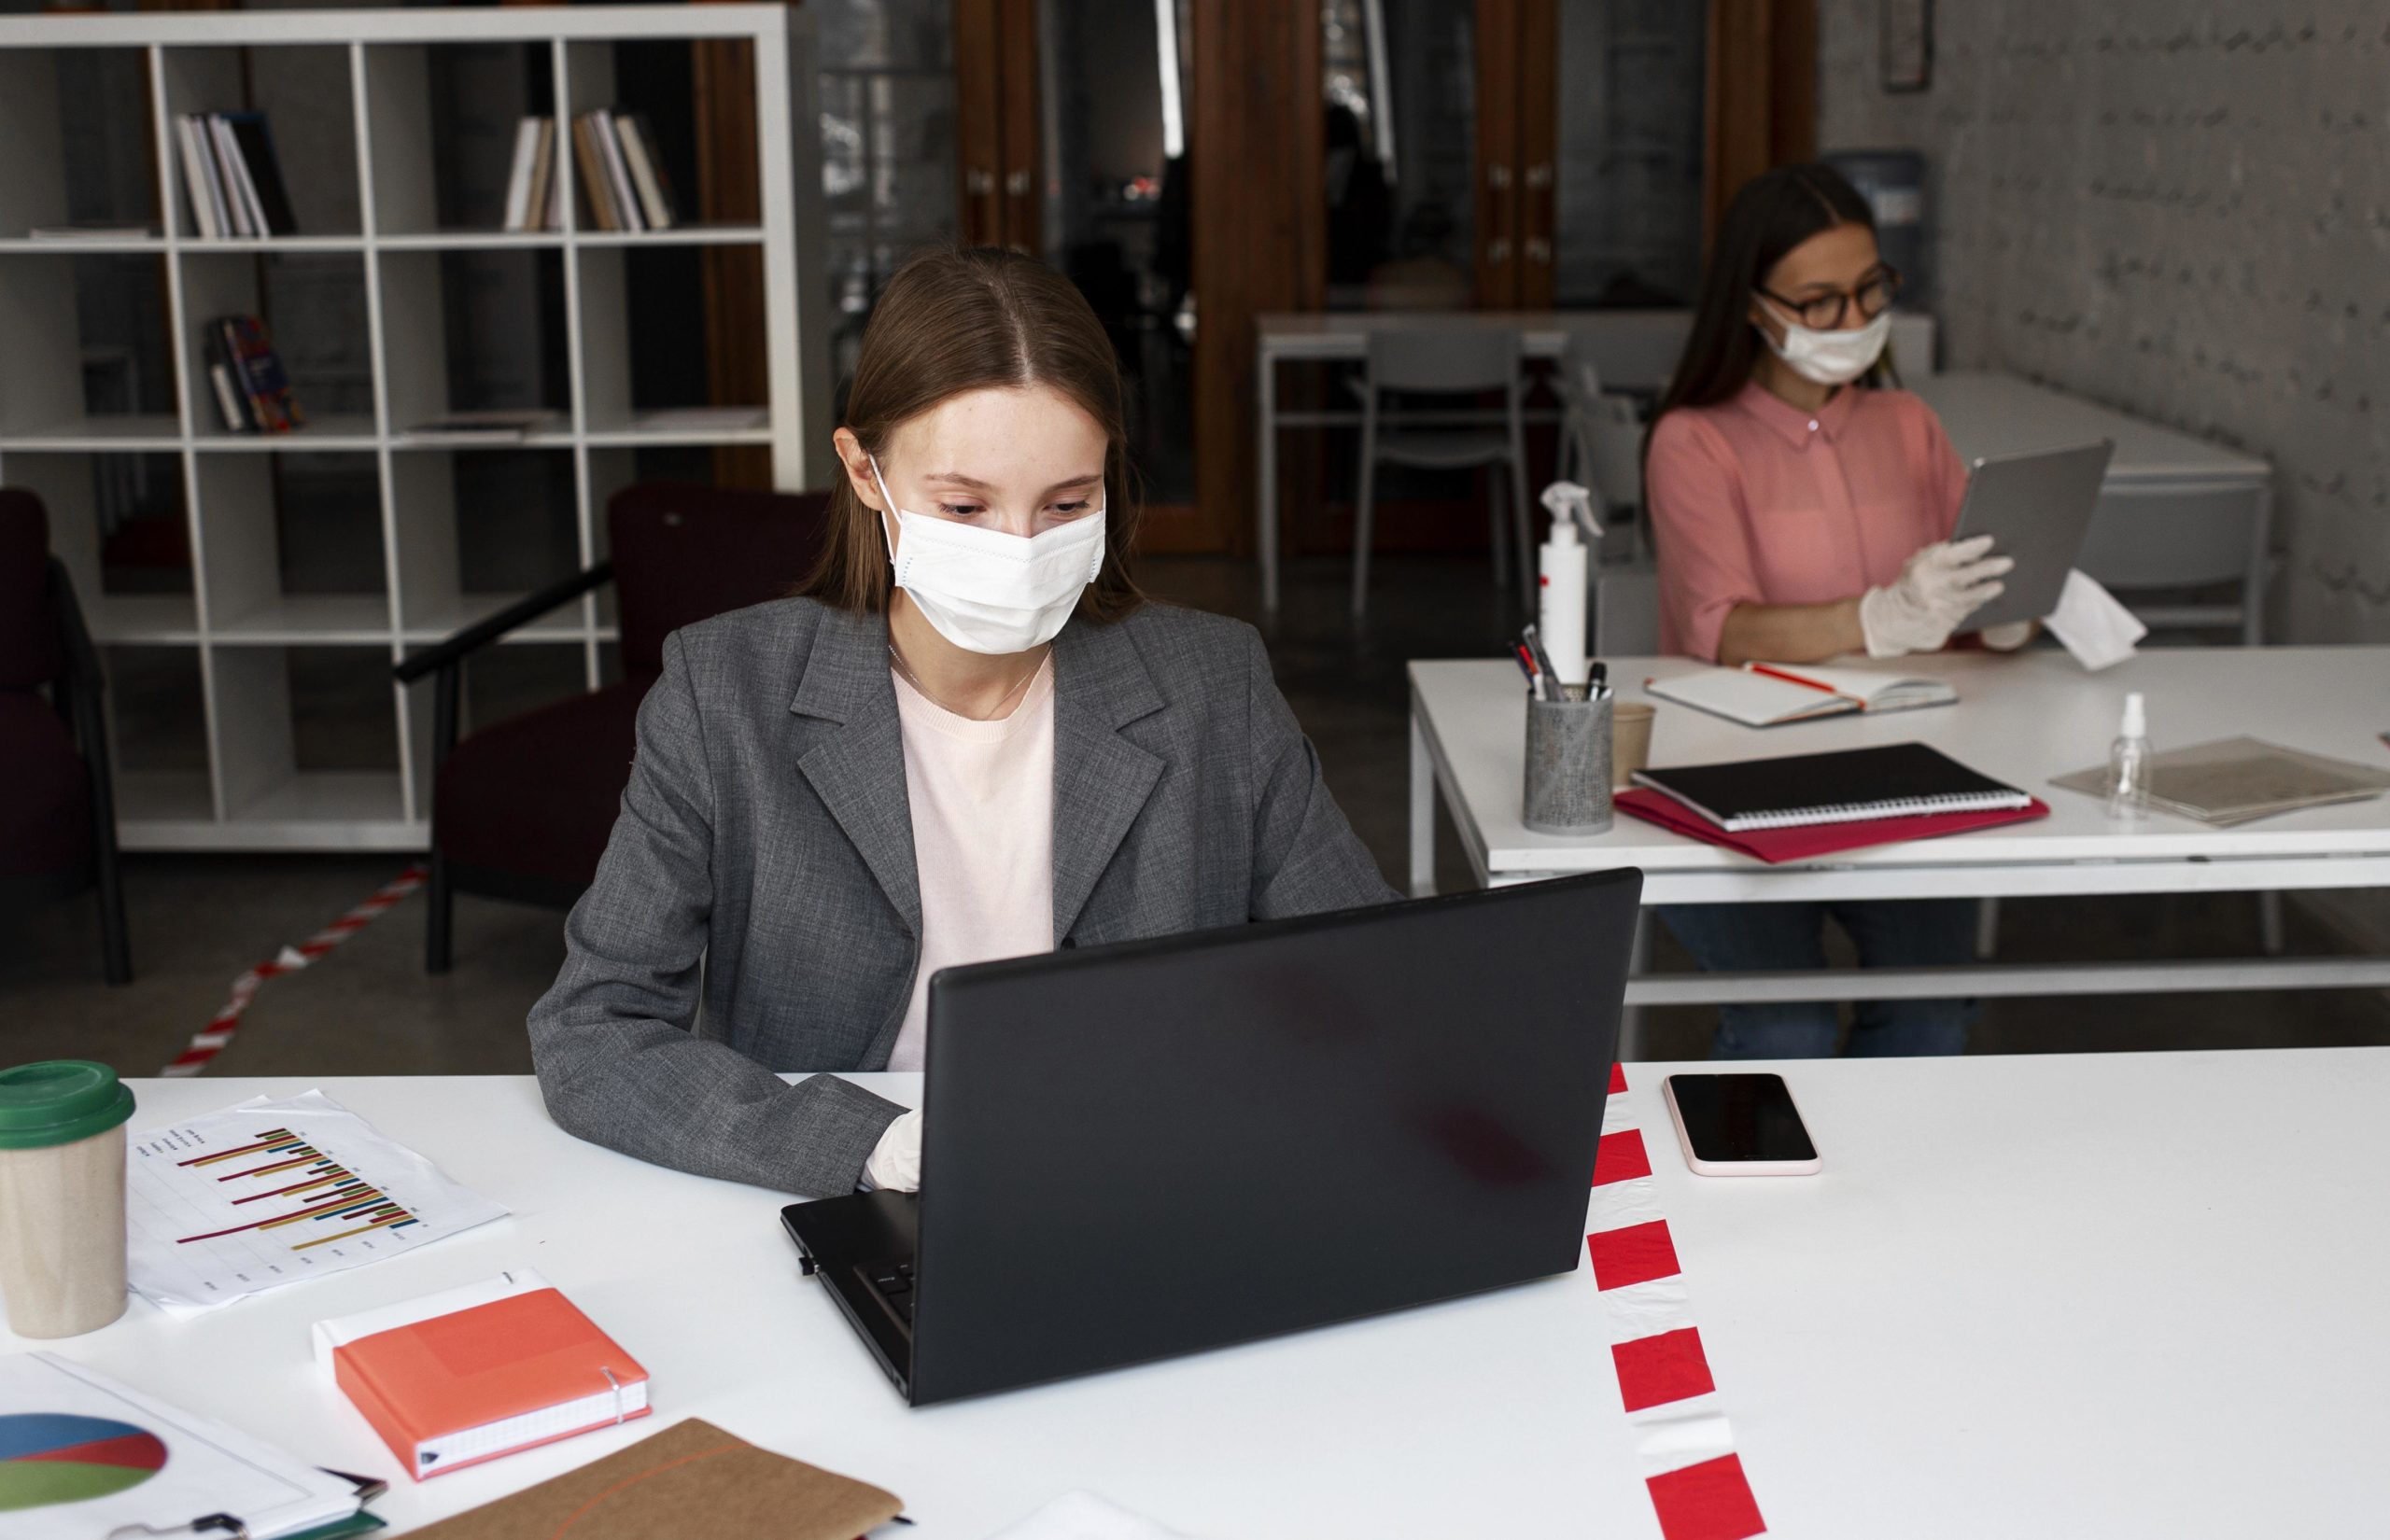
[868,455,1106,655]
[1755,298,1891,386]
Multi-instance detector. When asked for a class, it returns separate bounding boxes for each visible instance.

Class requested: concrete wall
[1816,2,2390,644]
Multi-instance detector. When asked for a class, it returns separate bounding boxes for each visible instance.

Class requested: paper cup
[0,1061,136,1337]
[1610,701,1657,790]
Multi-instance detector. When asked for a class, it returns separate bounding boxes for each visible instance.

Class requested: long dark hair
[1652,164,1884,428]
[797,246,1146,621]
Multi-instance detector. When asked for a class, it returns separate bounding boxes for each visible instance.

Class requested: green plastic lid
[0,1061,137,1150]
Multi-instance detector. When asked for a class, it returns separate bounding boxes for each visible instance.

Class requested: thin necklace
[888,640,1043,721]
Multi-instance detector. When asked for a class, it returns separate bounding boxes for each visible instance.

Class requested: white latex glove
[864,1109,922,1192]
[1979,619,2036,651]
[1858,535,2015,658]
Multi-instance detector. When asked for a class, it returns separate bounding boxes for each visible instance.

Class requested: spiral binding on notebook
[1724,791,2031,832]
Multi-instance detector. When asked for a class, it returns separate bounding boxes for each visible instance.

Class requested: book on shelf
[204,343,249,432]
[499,110,680,233]
[542,117,566,231]
[501,115,564,232]
[569,113,618,231]
[500,117,543,231]
[614,111,678,230]
[175,116,229,239]
[222,112,300,235]
[209,315,305,433]
[176,111,299,238]
[400,410,558,442]
[26,224,155,241]
[591,109,645,233]
[207,115,260,236]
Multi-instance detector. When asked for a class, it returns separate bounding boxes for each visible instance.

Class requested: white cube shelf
[0,6,828,850]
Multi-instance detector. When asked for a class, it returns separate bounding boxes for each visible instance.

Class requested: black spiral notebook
[1631,742,2032,833]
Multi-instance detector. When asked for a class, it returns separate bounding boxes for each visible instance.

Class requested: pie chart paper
[0,1413,167,1509]
[0,1353,363,1540]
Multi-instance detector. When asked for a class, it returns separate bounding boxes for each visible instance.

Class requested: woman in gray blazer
[527,249,1396,1197]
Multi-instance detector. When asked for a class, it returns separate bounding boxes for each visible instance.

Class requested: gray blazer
[527,596,1397,1196]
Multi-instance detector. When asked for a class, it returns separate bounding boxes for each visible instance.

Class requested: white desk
[1914,370,2270,487]
[22,1057,2390,1537]
[1409,647,2390,1006]
[1254,309,1937,610]
[1915,371,2274,641]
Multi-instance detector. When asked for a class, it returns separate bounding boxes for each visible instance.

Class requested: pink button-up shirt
[1646,383,1968,661]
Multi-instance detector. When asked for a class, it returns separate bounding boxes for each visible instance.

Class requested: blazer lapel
[1049,619,1166,942]
[790,607,921,935]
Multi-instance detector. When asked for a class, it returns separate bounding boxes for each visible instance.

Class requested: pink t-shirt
[1646,382,1969,661]
[887,656,1057,1073]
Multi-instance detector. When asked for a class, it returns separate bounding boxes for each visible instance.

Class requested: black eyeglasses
[1756,267,1902,330]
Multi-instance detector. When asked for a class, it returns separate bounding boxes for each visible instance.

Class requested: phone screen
[1667,1073,1817,1164]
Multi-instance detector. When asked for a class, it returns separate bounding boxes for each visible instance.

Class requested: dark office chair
[394,482,832,973]
[0,488,131,984]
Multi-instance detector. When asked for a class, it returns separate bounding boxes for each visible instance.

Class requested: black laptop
[780,868,1642,1406]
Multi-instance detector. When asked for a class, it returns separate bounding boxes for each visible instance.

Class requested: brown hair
[797,246,1146,621]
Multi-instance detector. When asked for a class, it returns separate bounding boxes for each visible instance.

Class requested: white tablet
[1947,438,2115,630]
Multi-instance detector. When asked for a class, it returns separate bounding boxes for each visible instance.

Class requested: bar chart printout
[126,1089,508,1317]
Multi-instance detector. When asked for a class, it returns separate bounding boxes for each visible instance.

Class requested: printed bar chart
[126,1090,506,1316]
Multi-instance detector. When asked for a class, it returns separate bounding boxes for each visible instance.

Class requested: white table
[1409,646,2390,1006]
[1914,371,2274,640]
[1253,309,1938,610]
[23,1058,2390,1537]
[1915,370,2270,487]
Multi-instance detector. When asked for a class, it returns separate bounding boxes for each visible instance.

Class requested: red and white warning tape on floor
[159,865,428,1078]
[1590,1064,1769,1540]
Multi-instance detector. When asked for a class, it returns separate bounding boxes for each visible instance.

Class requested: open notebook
[1644,662,1956,727]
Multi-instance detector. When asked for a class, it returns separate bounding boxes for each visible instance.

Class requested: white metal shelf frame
[0,6,827,851]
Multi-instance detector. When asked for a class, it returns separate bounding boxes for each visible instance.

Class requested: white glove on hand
[1978,619,2036,651]
[864,1109,922,1192]
[1858,536,2015,658]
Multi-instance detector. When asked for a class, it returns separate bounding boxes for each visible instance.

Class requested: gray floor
[7,553,2387,1077]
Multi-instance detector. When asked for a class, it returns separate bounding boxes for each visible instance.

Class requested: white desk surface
[1411,646,2390,897]
[1256,308,1935,393]
[1912,370,2270,484]
[20,1057,2390,1537]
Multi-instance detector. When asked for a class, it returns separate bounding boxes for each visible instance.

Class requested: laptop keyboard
[858,1259,917,1329]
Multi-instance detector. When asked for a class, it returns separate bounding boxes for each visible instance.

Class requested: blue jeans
[1657,901,1980,1058]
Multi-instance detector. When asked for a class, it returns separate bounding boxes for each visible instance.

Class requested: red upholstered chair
[0,488,131,984]
[395,483,832,972]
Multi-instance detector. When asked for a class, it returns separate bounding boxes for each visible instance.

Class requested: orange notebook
[313,1268,650,1480]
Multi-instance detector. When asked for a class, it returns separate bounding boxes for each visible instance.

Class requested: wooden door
[953,0,1039,252]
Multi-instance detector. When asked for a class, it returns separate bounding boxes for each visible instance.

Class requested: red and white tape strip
[159,865,428,1078]
[1591,1064,1769,1540]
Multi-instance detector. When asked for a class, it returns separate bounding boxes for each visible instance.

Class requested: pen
[1588,660,1609,693]
[1511,643,1543,698]
[1521,624,1565,700]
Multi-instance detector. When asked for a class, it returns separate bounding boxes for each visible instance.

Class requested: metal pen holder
[1522,689,1613,835]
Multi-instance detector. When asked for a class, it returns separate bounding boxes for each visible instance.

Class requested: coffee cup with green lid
[0,1060,137,1338]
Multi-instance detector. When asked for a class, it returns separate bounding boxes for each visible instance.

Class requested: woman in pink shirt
[1644,164,2023,1059]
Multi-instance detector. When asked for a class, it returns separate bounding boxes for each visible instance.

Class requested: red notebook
[314,1269,649,1480]
[1615,787,2049,863]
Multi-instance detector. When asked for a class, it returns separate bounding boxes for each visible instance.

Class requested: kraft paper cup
[1610,701,1657,791]
[0,1061,136,1338]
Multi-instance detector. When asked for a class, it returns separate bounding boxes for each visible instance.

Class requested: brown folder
[404,1416,903,1540]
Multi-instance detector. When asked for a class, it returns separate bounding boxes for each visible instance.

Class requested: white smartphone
[1664,1073,1821,1177]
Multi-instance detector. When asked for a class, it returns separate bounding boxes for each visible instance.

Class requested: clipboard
[104,1470,387,1540]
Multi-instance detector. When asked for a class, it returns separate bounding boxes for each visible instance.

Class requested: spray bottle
[1537,482,1602,696]
[2107,691,2150,820]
